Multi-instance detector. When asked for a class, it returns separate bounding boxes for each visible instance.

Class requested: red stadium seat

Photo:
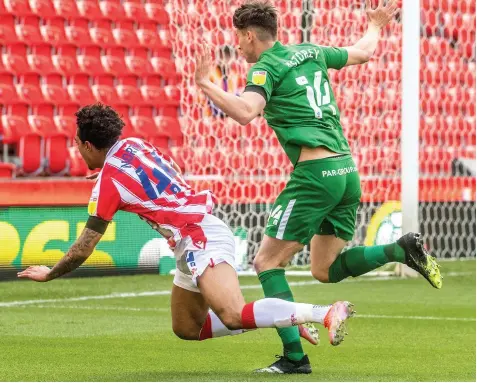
[130,106,158,138]
[164,85,180,107]
[45,132,69,174]
[125,48,153,76]
[2,44,30,75]
[16,74,44,104]
[136,22,165,50]
[0,15,18,45]
[68,146,87,176]
[67,75,95,105]
[92,75,119,105]
[158,29,172,50]
[457,41,476,61]
[52,45,80,75]
[29,105,68,174]
[101,47,129,76]
[116,75,143,106]
[112,21,140,48]
[113,105,137,139]
[41,74,72,105]
[29,0,56,18]
[40,17,67,46]
[154,116,183,146]
[18,132,43,174]
[421,36,453,59]
[65,19,93,46]
[2,104,43,174]
[28,104,55,136]
[1,105,31,143]
[123,1,149,23]
[99,0,128,21]
[150,56,177,83]
[15,16,43,45]
[140,76,166,106]
[0,162,16,178]
[27,44,55,75]
[77,0,103,21]
[52,0,79,19]
[78,46,105,75]
[54,104,79,137]
[4,0,33,16]
[144,3,169,24]
[420,147,453,175]
[0,74,19,104]
[90,20,116,48]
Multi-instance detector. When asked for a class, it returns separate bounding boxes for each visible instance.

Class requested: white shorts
[173,214,236,293]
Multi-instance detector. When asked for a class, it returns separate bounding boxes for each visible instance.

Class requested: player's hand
[195,43,212,87]
[17,265,52,282]
[365,0,399,29]
[86,172,99,180]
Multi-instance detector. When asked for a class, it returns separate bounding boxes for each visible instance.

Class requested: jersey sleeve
[88,173,121,222]
[244,61,276,103]
[319,46,348,70]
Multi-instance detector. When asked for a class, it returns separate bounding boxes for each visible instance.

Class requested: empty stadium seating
[0,0,179,176]
[0,0,475,179]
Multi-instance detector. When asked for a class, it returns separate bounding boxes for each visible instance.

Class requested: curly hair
[75,103,124,149]
[233,0,278,40]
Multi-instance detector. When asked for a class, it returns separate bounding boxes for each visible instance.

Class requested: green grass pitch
[0,260,475,382]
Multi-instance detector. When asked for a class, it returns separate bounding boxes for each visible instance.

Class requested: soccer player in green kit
[195,0,442,374]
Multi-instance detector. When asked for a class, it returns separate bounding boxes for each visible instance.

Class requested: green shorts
[265,154,361,244]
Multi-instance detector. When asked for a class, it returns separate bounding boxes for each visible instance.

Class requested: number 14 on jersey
[296,71,337,119]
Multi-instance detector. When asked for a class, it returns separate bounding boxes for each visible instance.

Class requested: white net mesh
[419,0,476,258]
[167,0,476,268]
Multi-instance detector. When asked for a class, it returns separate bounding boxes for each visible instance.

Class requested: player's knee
[172,324,200,341]
[216,310,242,330]
[253,253,279,274]
[311,267,330,283]
[252,255,266,274]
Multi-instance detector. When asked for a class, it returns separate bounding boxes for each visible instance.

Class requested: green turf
[0,260,475,382]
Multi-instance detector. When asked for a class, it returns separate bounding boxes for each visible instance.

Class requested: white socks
[199,299,332,340]
[199,310,246,340]
[242,299,331,329]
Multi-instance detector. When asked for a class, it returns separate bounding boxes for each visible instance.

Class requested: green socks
[258,269,305,361]
[328,242,406,283]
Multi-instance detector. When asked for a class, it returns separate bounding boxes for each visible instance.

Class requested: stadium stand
[0,0,475,181]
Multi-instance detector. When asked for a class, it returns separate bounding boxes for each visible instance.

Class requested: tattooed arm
[17,227,104,282]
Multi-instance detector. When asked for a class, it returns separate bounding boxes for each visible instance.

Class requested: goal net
[166,0,476,271]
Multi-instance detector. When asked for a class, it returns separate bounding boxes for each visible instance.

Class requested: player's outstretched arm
[344,0,399,67]
[195,43,266,126]
[17,227,103,282]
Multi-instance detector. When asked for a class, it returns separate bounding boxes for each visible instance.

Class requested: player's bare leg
[309,235,347,283]
[198,262,344,374]
[170,284,209,340]
[310,233,442,288]
[197,262,246,330]
[171,281,251,341]
[253,235,318,371]
[253,235,303,273]
[308,235,356,345]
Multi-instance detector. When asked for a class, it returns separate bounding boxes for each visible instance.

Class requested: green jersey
[245,41,351,165]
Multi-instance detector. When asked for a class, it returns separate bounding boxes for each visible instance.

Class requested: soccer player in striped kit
[18,103,355,363]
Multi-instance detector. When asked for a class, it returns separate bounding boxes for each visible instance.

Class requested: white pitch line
[1,271,472,308]
[15,304,477,323]
[0,290,172,307]
[0,281,317,307]
[356,314,475,322]
[28,305,169,312]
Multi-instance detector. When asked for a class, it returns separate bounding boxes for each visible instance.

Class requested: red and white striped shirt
[88,138,216,250]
